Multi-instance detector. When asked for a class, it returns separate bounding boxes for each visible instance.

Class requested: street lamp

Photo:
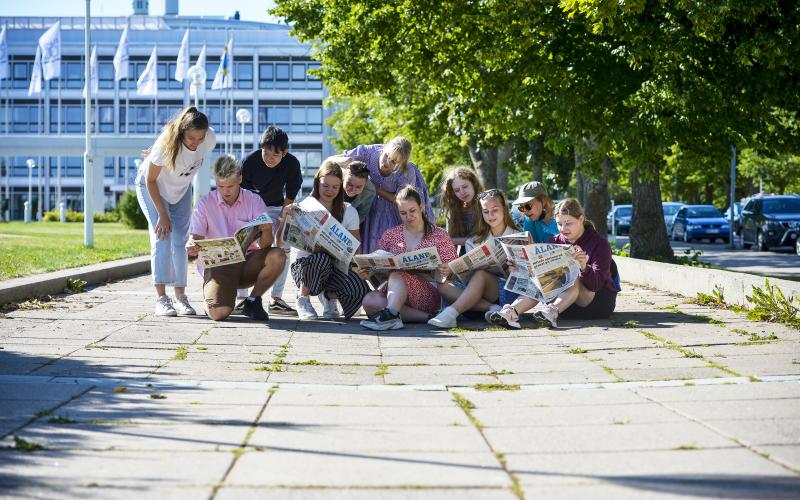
[187,65,206,109]
[25,158,35,223]
[236,108,252,160]
[131,158,142,192]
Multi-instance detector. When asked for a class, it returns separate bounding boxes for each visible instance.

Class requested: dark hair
[312,159,345,222]
[396,185,434,238]
[260,126,289,152]
[345,160,370,180]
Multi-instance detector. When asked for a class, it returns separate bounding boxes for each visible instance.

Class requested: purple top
[550,226,616,293]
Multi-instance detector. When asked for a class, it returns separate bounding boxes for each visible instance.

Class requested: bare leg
[508,296,540,315]
[362,291,387,317]
[438,271,499,314]
[385,273,408,313]
[174,286,185,297]
[154,284,166,298]
[251,249,286,297]
[552,280,595,312]
[362,280,432,324]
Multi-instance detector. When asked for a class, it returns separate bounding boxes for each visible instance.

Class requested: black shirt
[241,150,303,207]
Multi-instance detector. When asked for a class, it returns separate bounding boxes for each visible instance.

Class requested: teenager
[186,156,286,322]
[240,126,302,315]
[440,166,484,251]
[359,186,458,331]
[136,106,215,316]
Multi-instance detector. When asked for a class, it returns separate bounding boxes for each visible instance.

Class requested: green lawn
[0,222,150,281]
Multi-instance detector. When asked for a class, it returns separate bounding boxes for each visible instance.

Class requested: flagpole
[84,0,94,247]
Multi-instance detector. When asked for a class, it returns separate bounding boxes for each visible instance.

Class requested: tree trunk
[468,138,498,189]
[584,156,612,235]
[528,135,545,183]
[630,164,674,261]
[496,143,513,192]
[704,182,714,204]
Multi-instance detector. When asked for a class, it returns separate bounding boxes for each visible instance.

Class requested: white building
[0,0,333,220]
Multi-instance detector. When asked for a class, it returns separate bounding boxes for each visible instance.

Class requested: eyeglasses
[477,189,502,200]
[517,202,534,212]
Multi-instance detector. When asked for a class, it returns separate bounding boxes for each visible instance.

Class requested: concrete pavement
[1,270,799,499]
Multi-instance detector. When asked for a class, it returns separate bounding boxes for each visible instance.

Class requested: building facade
[0,3,333,220]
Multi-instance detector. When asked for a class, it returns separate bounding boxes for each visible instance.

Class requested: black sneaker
[359,308,403,331]
[269,298,298,316]
[233,298,247,314]
[242,297,269,321]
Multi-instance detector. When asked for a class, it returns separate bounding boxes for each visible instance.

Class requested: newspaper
[281,197,359,273]
[353,247,442,289]
[447,231,532,282]
[501,242,581,303]
[195,212,272,269]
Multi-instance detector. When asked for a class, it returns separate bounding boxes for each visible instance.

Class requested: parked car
[724,199,747,235]
[662,202,684,233]
[740,195,800,252]
[671,205,731,243]
[606,204,632,235]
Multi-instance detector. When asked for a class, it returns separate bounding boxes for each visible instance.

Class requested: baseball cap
[512,181,548,205]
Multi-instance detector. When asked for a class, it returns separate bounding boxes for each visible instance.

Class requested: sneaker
[154,296,177,317]
[233,297,248,314]
[427,306,458,328]
[173,295,196,316]
[533,303,558,328]
[296,295,319,320]
[360,308,403,331]
[318,293,342,320]
[269,298,298,316]
[242,296,269,321]
[485,304,520,330]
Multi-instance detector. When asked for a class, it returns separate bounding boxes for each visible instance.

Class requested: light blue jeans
[264,205,289,297]
[136,177,192,288]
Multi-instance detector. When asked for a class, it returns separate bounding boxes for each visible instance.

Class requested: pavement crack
[1,384,96,440]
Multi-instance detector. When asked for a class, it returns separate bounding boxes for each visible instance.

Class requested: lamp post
[187,65,206,109]
[188,64,210,205]
[36,157,42,221]
[25,158,35,223]
[132,158,141,192]
[236,108,252,160]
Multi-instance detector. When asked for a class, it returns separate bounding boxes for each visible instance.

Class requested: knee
[266,248,286,268]
[206,306,232,321]
[362,292,383,313]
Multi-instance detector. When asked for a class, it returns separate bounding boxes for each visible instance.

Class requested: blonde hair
[312,160,345,222]
[440,166,484,238]
[385,136,412,173]
[212,155,241,180]
[553,198,595,230]
[472,189,517,243]
[396,185,434,237]
[156,106,209,173]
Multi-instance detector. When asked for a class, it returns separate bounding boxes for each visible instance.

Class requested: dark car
[606,204,632,235]
[740,195,800,252]
[671,205,731,243]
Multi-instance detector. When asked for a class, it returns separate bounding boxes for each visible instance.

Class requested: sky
[0,0,281,23]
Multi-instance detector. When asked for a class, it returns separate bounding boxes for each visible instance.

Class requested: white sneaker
[173,295,196,316]
[427,306,458,328]
[485,304,520,329]
[154,296,177,317]
[533,303,558,328]
[318,293,342,320]
[296,295,319,320]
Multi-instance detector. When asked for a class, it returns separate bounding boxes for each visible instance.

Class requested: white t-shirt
[296,196,360,260]
[144,128,217,204]
[465,225,517,252]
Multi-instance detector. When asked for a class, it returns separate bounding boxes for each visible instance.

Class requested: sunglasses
[517,202,536,212]
[477,189,502,200]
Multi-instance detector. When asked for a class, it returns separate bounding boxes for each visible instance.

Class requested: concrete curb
[0,256,150,305]
[615,255,800,306]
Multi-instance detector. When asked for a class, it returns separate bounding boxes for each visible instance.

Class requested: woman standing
[359,186,457,331]
[136,106,216,316]
[343,137,434,253]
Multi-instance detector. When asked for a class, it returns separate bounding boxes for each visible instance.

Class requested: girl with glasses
[440,166,485,254]
[512,181,558,244]
[428,189,521,328]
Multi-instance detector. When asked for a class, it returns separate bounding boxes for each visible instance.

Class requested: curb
[0,256,150,305]
[615,255,800,305]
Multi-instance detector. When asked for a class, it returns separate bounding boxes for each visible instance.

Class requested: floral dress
[378,225,457,314]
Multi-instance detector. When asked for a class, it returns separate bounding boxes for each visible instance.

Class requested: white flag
[175,28,190,82]
[39,20,61,81]
[113,26,129,81]
[136,46,158,97]
[83,45,98,98]
[189,44,206,98]
[0,27,9,80]
[28,45,42,96]
[211,39,233,90]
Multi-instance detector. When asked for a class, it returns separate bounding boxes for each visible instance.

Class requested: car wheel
[756,230,768,252]
[671,227,677,241]
[683,229,691,243]
[796,239,800,257]
[721,238,729,245]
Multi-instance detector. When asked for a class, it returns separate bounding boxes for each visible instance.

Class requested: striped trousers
[291,252,369,319]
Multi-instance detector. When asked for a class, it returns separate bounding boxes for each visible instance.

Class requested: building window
[119,105,155,133]
[50,105,84,133]
[12,61,33,89]
[104,157,115,178]
[99,61,115,89]
[11,105,40,133]
[274,63,290,89]
[258,63,274,89]
[236,62,253,89]
[98,105,115,133]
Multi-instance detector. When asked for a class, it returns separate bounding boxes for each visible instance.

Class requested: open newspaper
[281,197,359,274]
[447,232,532,283]
[501,242,581,303]
[195,212,272,269]
[353,247,442,289]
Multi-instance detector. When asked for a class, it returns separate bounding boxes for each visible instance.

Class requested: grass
[0,222,149,280]
[13,436,45,451]
[474,383,521,392]
[567,347,588,354]
[172,345,188,361]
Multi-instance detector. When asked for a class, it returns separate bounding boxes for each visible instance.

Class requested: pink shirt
[189,187,271,256]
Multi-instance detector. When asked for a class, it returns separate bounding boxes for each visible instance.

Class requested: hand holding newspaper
[353,247,442,289]
[501,242,581,303]
[195,212,272,269]
[447,231,532,282]
[281,197,359,273]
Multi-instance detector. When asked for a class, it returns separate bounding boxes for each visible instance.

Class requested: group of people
[136,106,619,331]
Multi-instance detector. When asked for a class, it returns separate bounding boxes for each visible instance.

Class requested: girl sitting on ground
[440,166,484,252]
[428,189,521,328]
[487,198,617,329]
[512,181,559,244]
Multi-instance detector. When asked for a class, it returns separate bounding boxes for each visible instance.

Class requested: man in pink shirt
[186,156,286,322]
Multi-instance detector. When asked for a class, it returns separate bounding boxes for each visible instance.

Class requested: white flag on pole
[39,20,61,81]
[113,26,129,81]
[28,45,42,96]
[175,28,190,82]
[189,44,207,98]
[136,46,158,97]
[0,26,9,80]
[83,45,98,98]
[211,39,233,90]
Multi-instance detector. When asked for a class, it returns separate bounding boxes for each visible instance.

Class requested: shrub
[42,209,120,223]
[118,190,148,229]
